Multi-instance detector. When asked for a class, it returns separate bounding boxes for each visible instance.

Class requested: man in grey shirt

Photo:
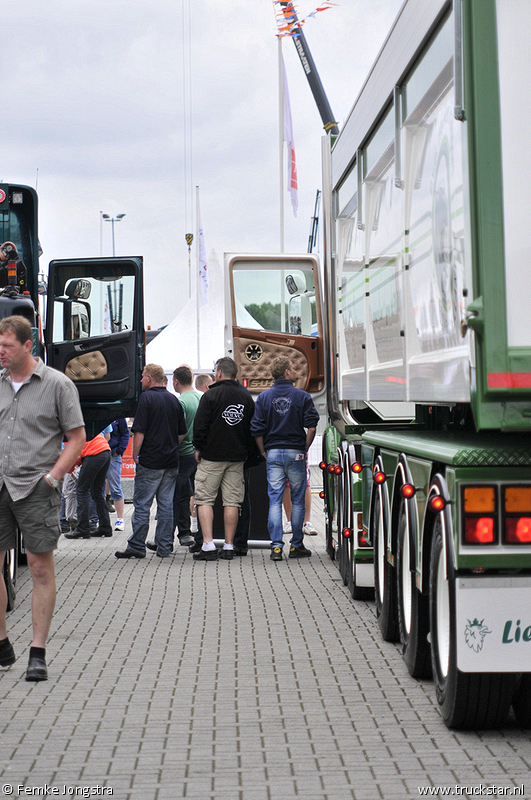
[0,316,86,681]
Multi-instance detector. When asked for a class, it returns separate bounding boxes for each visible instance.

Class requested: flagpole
[278,36,284,254]
[195,185,201,370]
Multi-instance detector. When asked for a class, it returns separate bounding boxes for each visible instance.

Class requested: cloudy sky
[2,0,402,329]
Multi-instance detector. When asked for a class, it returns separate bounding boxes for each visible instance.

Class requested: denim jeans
[266,449,306,550]
[106,453,124,501]
[127,464,178,556]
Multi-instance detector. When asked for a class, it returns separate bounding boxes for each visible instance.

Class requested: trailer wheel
[429,518,515,729]
[372,489,399,642]
[3,547,17,612]
[397,508,431,678]
[512,674,531,727]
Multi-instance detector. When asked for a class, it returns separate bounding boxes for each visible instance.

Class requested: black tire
[512,674,531,727]
[3,548,17,613]
[429,518,515,729]
[396,507,431,678]
[372,488,399,642]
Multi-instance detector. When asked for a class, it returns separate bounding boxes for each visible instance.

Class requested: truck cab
[1,183,144,610]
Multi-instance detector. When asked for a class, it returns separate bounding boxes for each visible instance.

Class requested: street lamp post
[102,213,126,256]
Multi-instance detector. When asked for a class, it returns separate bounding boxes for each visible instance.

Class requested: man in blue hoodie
[251,356,319,561]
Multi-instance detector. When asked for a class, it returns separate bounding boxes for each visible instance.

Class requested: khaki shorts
[194,459,245,507]
[0,478,62,554]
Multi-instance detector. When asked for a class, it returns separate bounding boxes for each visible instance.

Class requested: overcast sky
[2,0,402,329]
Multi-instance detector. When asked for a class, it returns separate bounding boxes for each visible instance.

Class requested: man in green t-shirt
[171,365,203,547]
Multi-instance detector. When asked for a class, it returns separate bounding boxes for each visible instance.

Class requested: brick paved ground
[1,471,530,800]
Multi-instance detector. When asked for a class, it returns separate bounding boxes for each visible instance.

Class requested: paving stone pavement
[1,478,530,800]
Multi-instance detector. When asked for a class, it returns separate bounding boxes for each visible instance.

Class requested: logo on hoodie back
[273,397,292,416]
[222,404,244,426]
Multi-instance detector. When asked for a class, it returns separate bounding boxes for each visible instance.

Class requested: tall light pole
[102,213,126,256]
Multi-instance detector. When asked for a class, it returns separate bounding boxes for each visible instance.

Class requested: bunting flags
[283,56,298,217]
[273,1,338,37]
[197,194,209,306]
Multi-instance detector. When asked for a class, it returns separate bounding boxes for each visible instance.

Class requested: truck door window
[232,266,316,335]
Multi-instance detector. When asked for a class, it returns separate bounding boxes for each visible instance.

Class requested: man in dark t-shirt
[115,363,187,559]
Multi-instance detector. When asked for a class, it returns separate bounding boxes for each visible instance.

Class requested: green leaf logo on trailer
[464,618,491,653]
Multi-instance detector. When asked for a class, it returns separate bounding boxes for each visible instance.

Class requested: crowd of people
[0,313,319,682]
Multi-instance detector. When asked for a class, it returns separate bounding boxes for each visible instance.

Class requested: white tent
[146,248,224,376]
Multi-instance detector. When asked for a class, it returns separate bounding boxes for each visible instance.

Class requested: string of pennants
[273,1,339,37]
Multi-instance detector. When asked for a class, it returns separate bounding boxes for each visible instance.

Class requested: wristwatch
[45,473,60,489]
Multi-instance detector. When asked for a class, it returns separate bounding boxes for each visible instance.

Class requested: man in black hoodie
[192,357,254,561]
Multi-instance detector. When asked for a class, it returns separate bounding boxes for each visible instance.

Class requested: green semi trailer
[319,0,531,729]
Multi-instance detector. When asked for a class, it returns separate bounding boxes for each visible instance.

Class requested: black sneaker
[146,541,157,552]
[178,534,195,547]
[288,544,312,559]
[270,547,283,561]
[233,547,248,556]
[189,542,202,554]
[193,547,218,561]
[0,639,15,668]
[219,548,234,560]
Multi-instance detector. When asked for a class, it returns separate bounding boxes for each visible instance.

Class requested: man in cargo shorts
[192,357,255,560]
[0,315,86,681]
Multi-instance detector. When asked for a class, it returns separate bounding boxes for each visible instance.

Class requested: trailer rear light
[502,487,531,544]
[373,471,386,484]
[358,531,371,547]
[343,527,352,538]
[400,483,416,498]
[464,517,495,544]
[504,486,531,513]
[428,495,447,512]
[463,486,496,513]
[351,462,362,473]
[319,461,327,471]
[504,517,531,544]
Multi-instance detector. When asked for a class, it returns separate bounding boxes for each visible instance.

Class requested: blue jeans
[106,453,124,501]
[127,464,178,556]
[266,449,306,550]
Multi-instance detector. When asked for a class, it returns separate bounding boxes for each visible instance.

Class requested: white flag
[198,197,209,306]
[283,57,298,217]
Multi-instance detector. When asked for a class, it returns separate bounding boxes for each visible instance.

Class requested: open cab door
[225,253,325,411]
[45,257,144,438]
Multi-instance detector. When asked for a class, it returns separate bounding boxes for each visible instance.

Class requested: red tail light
[358,531,371,548]
[319,490,325,499]
[319,461,327,471]
[343,527,352,539]
[334,465,342,475]
[464,517,495,544]
[373,471,386,485]
[401,483,416,498]
[351,462,362,473]
[327,464,335,474]
[505,517,531,544]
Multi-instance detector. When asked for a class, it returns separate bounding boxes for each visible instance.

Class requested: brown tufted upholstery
[65,351,108,382]
[236,337,308,393]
